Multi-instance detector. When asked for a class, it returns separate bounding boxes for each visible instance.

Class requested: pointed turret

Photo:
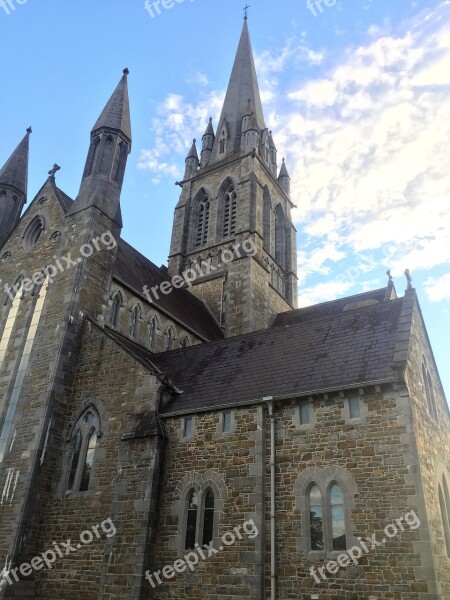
[184,139,199,180]
[210,20,265,163]
[278,157,290,197]
[0,127,31,247]
[201,118,215,168]
[91,69,131,141]
[240,99,260,154]
[268,131,278,175]
[67,69,131,227]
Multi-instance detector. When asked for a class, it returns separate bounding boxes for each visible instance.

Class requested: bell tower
[168,19,297,337]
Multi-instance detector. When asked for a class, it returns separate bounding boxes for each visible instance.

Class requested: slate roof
[114,239,223,342]
[52,182,75,212]
[273,288,390,327]
[153,292,407,415]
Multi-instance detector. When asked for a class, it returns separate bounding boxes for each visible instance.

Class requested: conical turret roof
[92,69,131,142]
[0,127,31,196]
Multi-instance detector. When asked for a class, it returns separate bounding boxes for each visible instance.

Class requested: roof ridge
[158,294,405,356]
[294,287,388,312]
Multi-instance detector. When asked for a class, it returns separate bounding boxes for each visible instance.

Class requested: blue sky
[1,0,449,400]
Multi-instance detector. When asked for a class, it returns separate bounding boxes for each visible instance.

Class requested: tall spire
[210,20,265,162]
[68,70,132,227]
[0,128,31,247]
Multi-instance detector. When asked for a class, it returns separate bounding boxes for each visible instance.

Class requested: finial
[404,269,412,290]
[282,157,285,163]
[209,117,212,122]
[193,138,196,144]
[26,126,32,135]
[48,164,61,181]
[387,269,393,283]
[243,3,250,20]
[123,68,129,76]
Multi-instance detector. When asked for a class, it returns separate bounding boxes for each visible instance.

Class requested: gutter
[158,377,396,418]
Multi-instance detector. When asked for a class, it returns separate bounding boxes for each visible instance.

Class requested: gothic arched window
[263,187,271,251]
[195,197,210,248]
[309,485,324,551]
[165,326,175,351]
[148,316,158,350]
[202,489,215,546]
[427,371,437,419]
[0,277,48,463]
[85,136,100,177]
[99,136,114,174]
[175,473,227,554]
[184,488,216,550]
[114,141,128,184]
[185,489,198,550]
[294,466,357,557]
[275,203,286,269]
[222,185,237,239]
[181,335,190,348]
[23,215,44,251]
[422,361,437,419]
[0,281,22,373]
[109,292,122,327]
[66,409,100,494]
[130,304,141,339]
[330,483,346,550]
[439,483,450,557]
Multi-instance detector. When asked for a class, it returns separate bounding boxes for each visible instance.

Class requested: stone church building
[0,18,449,600]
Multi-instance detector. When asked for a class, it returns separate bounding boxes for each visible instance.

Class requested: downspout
[265,397,276,600]
[220,271,227,327]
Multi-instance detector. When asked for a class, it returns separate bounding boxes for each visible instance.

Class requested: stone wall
[0,182,77,574]
[405,294,450,599]
[19,321,164,600]
[151,384,437,599]
[106,281,201,352]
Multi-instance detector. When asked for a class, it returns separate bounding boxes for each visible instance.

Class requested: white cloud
[186,72,209,86]
[297,242,347,285]
[424,273,450,302]
[275,1,450,287]
[138,90,224,181]
[298,280,354,307]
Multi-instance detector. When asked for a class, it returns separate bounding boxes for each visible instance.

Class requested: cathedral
[0,17,449,600]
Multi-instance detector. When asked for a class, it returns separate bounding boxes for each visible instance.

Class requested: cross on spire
[243,3,250,20]
[48,164,61,181]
